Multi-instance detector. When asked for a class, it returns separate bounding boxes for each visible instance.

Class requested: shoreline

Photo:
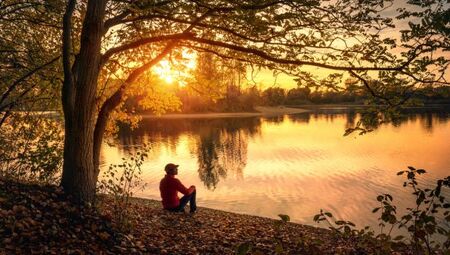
[140,106,310,119]
[139,104,450,119]
[7,104,449,120]
[0,178,418,254]
[119,196,351,254]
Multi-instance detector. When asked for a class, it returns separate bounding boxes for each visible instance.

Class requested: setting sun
[152,50,197,86]
[153,60,174,83]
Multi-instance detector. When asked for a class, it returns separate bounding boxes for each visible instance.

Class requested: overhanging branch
[187,37,407,72]
[348,70,393,106]
[93,41,179,172]
[101,32,194,65]
[0,55,60,110]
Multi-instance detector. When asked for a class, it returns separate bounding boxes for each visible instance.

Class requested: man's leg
[178,190,197,213]
[166,207,181,212]
[188,190,196,213]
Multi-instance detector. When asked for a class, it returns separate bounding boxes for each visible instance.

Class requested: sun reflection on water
[100,110,450,229]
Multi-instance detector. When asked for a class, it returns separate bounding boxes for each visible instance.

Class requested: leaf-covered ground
[0,179,411,254]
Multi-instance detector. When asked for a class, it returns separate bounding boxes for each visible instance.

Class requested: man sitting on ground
[159,163,197,213]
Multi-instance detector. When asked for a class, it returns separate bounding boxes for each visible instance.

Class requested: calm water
[100,109,450,229]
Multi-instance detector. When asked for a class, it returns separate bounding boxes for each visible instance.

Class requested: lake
[100,108,450,230]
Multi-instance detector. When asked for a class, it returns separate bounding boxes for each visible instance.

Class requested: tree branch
[62,0,77,116]
[94,10,214,171]
[187,37,407,72]
[103,0,283,32]
[93,41,179,172]
[101,32,194,65]
[348,70,393,106]
[103,0,175,31]
[191,0,283,12]
[0,55,60,110]
[104,9,131,32]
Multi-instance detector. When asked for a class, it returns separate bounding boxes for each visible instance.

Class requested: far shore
[140,104,450,119]
[141,106,310,119]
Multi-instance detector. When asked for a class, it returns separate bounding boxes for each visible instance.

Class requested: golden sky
[149,0,449,90]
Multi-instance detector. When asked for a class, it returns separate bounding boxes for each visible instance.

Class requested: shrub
[314,166,450,254]
[97,146,148,231]
[0,113,63,184]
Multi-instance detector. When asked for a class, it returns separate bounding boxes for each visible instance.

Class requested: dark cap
[164,163,179,172]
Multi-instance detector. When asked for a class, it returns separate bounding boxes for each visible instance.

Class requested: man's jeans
[167,190,197,213]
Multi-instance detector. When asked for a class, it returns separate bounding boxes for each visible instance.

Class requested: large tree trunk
[61,122,97,202]
[60,0,107,203]
[60,0,178,203]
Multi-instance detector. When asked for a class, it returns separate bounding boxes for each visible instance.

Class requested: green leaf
[435,185,441,197]
[236,242,252,255]
[313,214,320,221]
[335,220,345,225]
[416,169,426,174]
[275,242,283,254]
[386,194,393,201]
[402,214,412,221]
[416,192,425,206]
[278,214,290,222]
[344,225,351,233]
[393,235,404,241]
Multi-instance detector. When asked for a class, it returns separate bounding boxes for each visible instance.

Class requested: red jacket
[159,175,194,209]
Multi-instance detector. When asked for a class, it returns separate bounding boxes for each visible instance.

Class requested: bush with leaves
[97,146,148,231]
[314,166,450,254]
[0,113,63,184]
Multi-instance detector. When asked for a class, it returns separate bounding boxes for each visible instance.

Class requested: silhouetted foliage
[314,167,450,254]
[97,147,148,231]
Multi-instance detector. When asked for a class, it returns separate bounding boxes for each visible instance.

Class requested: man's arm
[175,179,195,195]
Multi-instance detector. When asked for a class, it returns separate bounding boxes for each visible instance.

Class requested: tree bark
[61,0,107,203]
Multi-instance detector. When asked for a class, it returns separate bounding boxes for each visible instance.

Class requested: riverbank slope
[0,179,411,254]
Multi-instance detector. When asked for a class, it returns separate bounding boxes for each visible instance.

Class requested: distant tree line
[123,51,450,114]
[155,83,450,113]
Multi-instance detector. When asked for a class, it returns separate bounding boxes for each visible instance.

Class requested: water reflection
[197,129,248,189]
[116,118,260,189]
[287,108,450,134]
[101,108,450,230]
[112,109,450,190]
